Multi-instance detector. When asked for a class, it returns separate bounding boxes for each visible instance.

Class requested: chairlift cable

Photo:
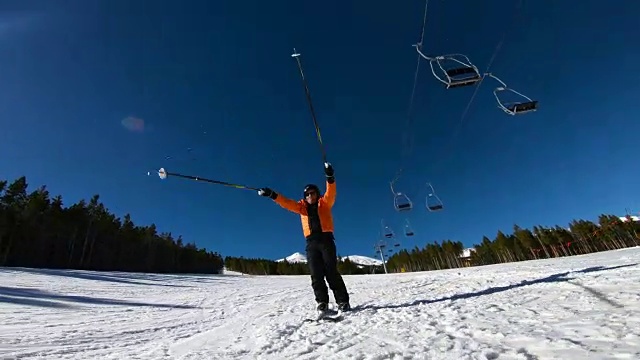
[428,1,522,174]
[393,0,431,183]
[403,0,430,157]
[389,0,431,213]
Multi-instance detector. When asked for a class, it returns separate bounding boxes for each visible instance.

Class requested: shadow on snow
[0,295,77,309]
[352,263,638,313]
[0,286,201,310]
[0,267,234,287]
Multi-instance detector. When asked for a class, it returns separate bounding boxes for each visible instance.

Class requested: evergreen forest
[1,175,638,276]
[0,176,224,274]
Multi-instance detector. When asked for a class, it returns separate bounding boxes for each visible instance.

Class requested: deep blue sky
[2,0,639,261]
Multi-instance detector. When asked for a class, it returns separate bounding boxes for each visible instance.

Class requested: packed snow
[222,267,246,276]
[276,252,383,266]
[1,247,640,359]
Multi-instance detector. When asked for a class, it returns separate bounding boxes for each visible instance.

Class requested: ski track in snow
[1,248,640,359]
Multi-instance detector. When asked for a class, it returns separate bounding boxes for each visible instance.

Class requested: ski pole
[291,48,328,164]
[154,168,259,191]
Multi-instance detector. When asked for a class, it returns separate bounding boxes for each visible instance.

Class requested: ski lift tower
[373,239,389,274]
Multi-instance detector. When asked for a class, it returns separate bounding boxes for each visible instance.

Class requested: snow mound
[276,253,383,266]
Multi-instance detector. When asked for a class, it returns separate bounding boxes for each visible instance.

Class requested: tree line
[0,176,224,274]
[223,255,383,276]
[4,175,637,277]
[385,214,639,273]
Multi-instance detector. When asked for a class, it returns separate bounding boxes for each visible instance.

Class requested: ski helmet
[303,184,320,197]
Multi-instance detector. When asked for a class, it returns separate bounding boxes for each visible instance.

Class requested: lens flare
[121,116,145,132]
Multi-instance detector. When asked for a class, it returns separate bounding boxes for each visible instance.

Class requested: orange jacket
[273,180,336,238]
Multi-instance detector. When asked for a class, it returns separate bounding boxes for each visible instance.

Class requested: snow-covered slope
[276,252,382,266]
[1,247,639,359]
[222,267,245,276]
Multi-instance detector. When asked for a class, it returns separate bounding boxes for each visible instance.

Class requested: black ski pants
[305,232,350,304]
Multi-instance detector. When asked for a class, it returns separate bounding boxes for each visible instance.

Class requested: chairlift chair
[425,182,444,212]
[394,193,413,211]
[414,46,482,89]
[390,181,413,211]
[433,55,483,89]
[404,219,415,237]
[486,73,538,115]
[426,197,444,211]
[381,219,395,239]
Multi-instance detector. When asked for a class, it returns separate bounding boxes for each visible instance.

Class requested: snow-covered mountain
[277,249,478,265]
[276,252,383,266]
[276,252,308,264]
[341,255,383,266]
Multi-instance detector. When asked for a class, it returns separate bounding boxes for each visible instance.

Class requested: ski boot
[337,302,351,314]
[316,302,329,319]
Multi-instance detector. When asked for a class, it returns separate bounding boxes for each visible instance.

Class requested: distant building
[459,248,475,267]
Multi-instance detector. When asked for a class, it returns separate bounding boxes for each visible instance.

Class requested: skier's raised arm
[322,162,336,208]
[258,187,308,215]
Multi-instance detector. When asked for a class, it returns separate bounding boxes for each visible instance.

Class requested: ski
[303,309,345,323]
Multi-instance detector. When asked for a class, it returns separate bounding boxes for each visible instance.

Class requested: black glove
[258,187,278,200]
[324,162,335,184]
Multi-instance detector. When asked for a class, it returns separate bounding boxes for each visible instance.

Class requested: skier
[258,162,351,314]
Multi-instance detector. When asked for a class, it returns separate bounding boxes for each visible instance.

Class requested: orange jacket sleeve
[274,194,308,215]
[322,180,336,207]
